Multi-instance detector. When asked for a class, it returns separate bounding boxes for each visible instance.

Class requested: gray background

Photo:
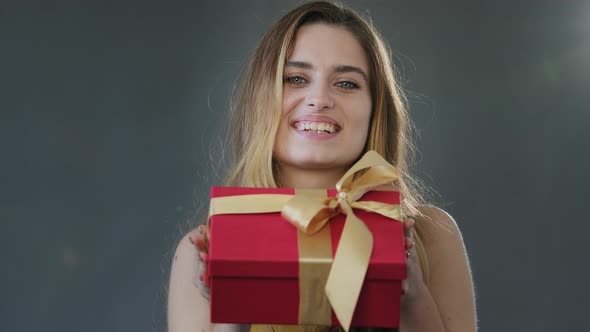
[2,0,589,331]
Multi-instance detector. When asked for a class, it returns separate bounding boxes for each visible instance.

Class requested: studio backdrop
[1,1,589,331]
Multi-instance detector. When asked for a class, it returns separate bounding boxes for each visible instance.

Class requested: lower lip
[291,126,339,140]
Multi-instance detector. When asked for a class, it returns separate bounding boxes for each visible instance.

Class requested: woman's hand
[189,225,210,301]
[401,217,424,304]
[191,220,423,303]
[186,219,426,325]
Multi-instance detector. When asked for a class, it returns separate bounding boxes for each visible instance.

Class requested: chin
[283,149,358,170]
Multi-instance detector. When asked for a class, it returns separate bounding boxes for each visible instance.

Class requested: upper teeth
[295,122,337,133]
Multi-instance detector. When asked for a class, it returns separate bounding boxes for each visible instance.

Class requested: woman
[168,1,476,331]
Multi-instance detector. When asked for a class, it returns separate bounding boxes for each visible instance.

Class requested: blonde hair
[224,1,430,283]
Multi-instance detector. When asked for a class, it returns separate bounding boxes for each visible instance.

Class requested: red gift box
[208,186,406,328]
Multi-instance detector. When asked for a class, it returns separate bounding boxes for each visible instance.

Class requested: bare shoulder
[170,229,202,284]
[169,229,201,293]
[416,205,477,331]
[417,205,464,249]
[168,229,211,332]
[416,205,469,275]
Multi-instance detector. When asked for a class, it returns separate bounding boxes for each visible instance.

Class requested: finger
[199,251,208,263]
[191,255,203,288]
[195,236,208,252]
[198,225,210,242]
[199,225,210,251]
[196,270,211,301]
[199,249,211,289]
[188,232,196,245]
[403,218,414,238]
[403,218,414,231]
[193,255,205,289]
[189,231,203,247]
[190,229,209,252]
[197,253,210,288]
[404,236,414,250]
[201,271,210,288]
[195,257,210,296]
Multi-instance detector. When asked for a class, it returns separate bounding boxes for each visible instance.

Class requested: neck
[277,163,347,189]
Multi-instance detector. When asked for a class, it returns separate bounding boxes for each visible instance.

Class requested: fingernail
[195,237,205,248]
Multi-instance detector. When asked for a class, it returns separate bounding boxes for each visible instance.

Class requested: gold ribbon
[296,189,333,325]
[208,150,402,331]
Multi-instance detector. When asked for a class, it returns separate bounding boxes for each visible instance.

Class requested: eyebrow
[285,61,369,82]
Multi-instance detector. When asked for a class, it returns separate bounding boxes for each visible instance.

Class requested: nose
[305,83,334,111]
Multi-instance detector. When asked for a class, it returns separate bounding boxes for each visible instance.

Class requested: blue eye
[336,81,359,89]
[285,76,307,84]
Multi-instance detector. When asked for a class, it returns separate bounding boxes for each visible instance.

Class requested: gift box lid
[208,187,407,281]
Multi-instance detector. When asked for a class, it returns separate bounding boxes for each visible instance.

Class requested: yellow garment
[250,326,396,332]
[250,325,331,332]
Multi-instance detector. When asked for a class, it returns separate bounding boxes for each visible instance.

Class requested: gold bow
[208,150,402,331]
[280,150,401,331]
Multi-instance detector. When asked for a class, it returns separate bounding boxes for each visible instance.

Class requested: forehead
[288,23,369,73]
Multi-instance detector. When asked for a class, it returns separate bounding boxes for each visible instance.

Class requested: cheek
[277,91,297,139]
[282,89,299,116]
[351,98,372,129]
[354,99,373,144]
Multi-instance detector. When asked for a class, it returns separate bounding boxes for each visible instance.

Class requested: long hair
[224,0,431,283]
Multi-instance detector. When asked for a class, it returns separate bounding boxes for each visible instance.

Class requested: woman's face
[273,23,372,174]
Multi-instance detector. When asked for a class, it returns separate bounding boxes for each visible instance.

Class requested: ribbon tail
[324,205,374,332]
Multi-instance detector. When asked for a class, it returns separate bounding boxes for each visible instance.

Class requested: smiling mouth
[292,121,340,134]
